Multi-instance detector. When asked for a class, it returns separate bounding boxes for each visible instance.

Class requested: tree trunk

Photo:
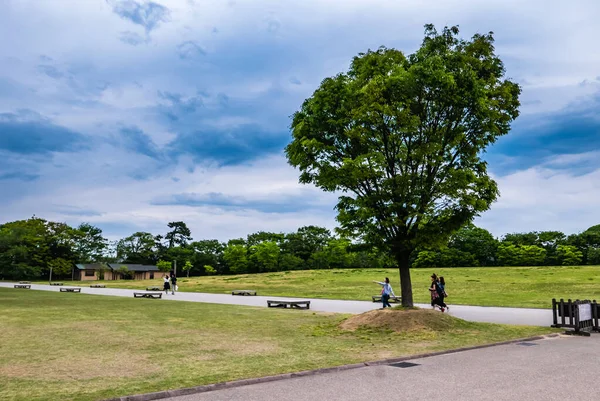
[396,251,413,307]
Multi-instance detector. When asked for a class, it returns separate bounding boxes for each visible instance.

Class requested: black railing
[552,299,596,336]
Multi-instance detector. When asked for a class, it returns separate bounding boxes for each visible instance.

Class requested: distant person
[439,276,449,311]
[373,277,395,309]
[170,274,177,295]
[429,274,447,312]
[163,274,170,295]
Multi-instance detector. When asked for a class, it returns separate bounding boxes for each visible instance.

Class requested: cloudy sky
[1,0,599,241]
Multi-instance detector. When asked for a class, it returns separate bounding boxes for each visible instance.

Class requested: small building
[74,263,110,281]
[74,263,160,281]
[107,264,160,280]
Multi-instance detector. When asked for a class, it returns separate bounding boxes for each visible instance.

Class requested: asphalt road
[166,335,599,401]
[0,282,554,326]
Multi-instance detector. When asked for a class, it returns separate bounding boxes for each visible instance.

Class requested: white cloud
[1,0,600,241]
[479,157,600,237]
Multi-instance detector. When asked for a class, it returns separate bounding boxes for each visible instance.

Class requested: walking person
[373,277,395,309]
[170,273,177,295]
[163,274,170,295]
[438,276,449,311]
[429,274,446,312]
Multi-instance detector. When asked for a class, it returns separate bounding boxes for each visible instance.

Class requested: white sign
[578,304,592,321]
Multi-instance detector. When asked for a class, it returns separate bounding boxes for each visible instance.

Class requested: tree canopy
[285,24,521,305]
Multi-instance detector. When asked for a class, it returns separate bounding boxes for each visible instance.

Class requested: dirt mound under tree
[340,308,459,333]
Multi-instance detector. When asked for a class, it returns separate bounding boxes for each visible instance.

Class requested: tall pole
[174,259,177,276]
[49,266,53,284]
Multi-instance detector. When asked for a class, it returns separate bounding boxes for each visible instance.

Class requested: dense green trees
[1,215,600,281]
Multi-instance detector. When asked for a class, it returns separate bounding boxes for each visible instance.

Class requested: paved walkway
[0,282,553,326]
[165,335,600,401]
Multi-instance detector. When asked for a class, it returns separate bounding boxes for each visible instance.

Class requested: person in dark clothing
[429,274,447,312]
[170,274,177,295]
[438,276,449,311]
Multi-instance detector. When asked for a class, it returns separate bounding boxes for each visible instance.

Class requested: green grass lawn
[0,288,553,401]
[62,265,600,308]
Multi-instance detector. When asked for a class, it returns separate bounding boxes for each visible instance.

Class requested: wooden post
[574,299,580,334]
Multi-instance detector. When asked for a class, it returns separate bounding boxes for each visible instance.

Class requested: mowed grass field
[75,266,600,308]
[0,289,553,401]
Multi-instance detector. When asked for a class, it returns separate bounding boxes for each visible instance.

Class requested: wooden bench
[232,290,257,296]
[146,287,161,291]
[60,287,81,293]
[19,281,31,284]
[134,292,163,299]
[14,284,31,289]
[372,295,401,303]
[90,284,106,288]
[50,282,64,286]
[267,300,310,310]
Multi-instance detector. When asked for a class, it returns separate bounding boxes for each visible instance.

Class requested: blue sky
[1,0,599,241]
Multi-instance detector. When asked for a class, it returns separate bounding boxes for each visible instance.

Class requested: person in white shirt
[373,277,395,308]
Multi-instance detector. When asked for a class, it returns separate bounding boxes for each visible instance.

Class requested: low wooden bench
[60,287,81,293]
[50,282,64,286]
[89,284,106,288]
[19,281,31,284]
[14,284,31,289]
[372,295,401,303]
[267,300,310,310]
[134,292,163,299]
[232,290,257,296]
[146,287,161,291]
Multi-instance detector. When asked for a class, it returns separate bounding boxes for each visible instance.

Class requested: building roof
[75,263,109,270]
[107,264,159,272]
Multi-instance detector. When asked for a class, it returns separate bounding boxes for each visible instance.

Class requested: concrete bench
[60,287,81,293]
[267,300,310,310]
[146,287,161,291]
[372,295,401,303]
[90,284,106,288]
[232,290,257,296]
[19,281,31,284]
[14,284,31,289]
[50,282,64,286]
[134,292,163,299]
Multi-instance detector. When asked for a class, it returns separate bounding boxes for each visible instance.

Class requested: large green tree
[285,25,520,305]
[448,224,498,266]
[117,232,157,264]
[71,223,108,263]
[165,221,192,249]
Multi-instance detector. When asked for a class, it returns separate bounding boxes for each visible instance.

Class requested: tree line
[1,216,600,280]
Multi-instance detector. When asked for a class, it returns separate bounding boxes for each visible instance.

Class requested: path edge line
[103,333,560,401]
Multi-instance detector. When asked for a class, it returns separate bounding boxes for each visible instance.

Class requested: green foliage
[223,243,249,274]
[412,248,478,268]
[47,257,73,277]
[556,245,583,266]
[71,223,107,263]
[165,221,192,248]
[156,260,172,273]
[203,265,217,275]
[285,24,521,305]
[117,232,157,265]
[449,224,498,266]
[587,248,600,265]
[278,253,304,271]
[117,265,132,279]
[497,243,546,266]
[249,241,280,272]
